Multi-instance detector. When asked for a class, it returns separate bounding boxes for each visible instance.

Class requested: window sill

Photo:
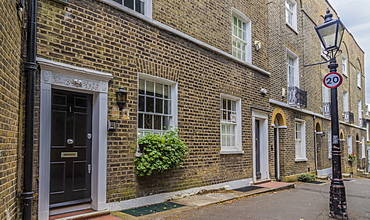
[295,158,308,162]
[220,150,244,155]
[286,23,298,34]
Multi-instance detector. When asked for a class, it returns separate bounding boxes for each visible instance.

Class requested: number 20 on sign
[323,72,343,89]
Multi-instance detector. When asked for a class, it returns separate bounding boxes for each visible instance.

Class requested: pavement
[52,178,370,220]
[51,181,294,220]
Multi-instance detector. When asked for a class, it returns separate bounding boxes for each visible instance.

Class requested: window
[361,137,366,158]
[220,94,242,154]
[342,56,347,76]
[232,9,251,63]
[328,127,332,159]
[357,70,361,88]
[138,74,177,135]
[285,0,297,30]
[347,135,352,155]
[322,83,330,116]
[343,90,348,112]
[105,0,152,16]
[295,120,306,161]
[358,99,363,126]
[287,49,299,88]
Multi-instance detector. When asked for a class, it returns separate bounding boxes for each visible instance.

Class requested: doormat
[233,186,263,192]
[120,202,185,217]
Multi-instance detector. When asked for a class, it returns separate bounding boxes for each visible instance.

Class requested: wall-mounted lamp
[254,41,262,51]
[107,120,117,131]
[260,88,267,95]
[116,87,128,110]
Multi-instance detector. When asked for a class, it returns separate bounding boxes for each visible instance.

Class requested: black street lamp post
[315,10,347,219]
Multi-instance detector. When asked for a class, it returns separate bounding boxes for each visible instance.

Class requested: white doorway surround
[37,58,112,219]
[252,110,269,182]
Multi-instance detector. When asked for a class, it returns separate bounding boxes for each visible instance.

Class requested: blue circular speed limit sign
[323,72,343,89]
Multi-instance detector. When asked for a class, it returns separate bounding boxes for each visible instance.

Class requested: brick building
[0,0,367,219]
[34,0,272,218]
[267,0,367,181]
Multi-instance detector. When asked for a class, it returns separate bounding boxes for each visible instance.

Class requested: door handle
[67,139,74,145]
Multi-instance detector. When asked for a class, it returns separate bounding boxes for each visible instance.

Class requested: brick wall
[153,0,269,71]
[36,0,270,205]
[0,1,23,219]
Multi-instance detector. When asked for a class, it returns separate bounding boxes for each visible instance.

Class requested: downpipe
[21,0,37,219]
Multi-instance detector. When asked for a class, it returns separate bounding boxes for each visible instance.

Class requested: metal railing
[343,111,354,124]
[359,118,367,128]
[288,86,307,108]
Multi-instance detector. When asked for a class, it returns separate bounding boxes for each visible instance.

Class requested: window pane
[136,0,145,13]
[164,100,169,114]
[146,81,154,96]
[146,97,154,112]
[124,0,134,10]
[156,83,163,97]
[144,114,152,129]
[163,116,169,130]
[113,0,122,3]
[156,99,163,113]
[139,79,145,94]
[138,113,143,128]
[154,115,161,130]
[138,96,145,111]
[232,100,236,111]
[164,85,170,98]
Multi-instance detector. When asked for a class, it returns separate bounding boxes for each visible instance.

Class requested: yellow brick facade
[0,1,23,219]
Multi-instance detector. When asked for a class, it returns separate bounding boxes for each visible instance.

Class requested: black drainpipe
[21,0,37,219]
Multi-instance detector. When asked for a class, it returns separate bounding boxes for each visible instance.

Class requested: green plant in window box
[134,130,188,176]
[348,152,356,162]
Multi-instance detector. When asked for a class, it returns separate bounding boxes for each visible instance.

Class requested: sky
[327,0,370,103]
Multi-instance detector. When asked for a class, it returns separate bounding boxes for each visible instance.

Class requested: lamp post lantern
[315,9,347,219]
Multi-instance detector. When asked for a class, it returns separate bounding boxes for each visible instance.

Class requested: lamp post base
[329,178,347,219]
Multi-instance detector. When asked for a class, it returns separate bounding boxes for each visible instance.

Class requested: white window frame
[295,119,307,161]
[102,0,152,17]
[357,70,361,88]
[348,135,353,155]
[137,73,178,136]
[328,127,332,159]
[358,99,363,126]
[362,137,366,159]
[220,94,243,154]
[342,55,348,76]
[286,49,299,88]
[231,8,252,63]
[285,0,297,30]
[343,89,348,112]
[322,83,330,116]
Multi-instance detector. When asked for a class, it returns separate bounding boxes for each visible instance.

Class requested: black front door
[50,89,92,208]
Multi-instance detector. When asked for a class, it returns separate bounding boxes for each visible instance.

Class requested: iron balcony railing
[359,118,366,128]
[288,86,307,108]
[322,102,331,117]
[343,111,354,124]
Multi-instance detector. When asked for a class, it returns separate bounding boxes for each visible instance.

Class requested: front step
[50,211,111,220]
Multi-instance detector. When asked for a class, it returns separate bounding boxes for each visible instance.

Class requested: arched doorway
[271,108,287,181]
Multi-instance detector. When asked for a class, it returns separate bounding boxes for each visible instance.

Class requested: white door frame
[252,110,269,182]
[37,58,112,219]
